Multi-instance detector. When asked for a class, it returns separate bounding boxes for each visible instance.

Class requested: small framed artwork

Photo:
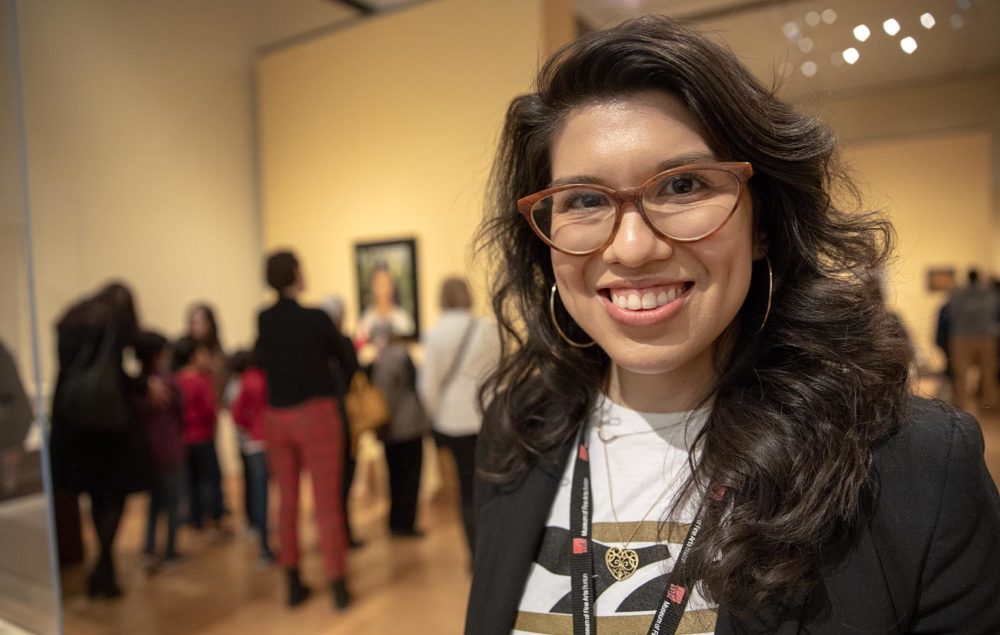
[926,267,956,292]
[354,238,420,342]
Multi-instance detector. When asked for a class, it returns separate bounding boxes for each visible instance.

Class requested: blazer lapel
[466,438,573,635]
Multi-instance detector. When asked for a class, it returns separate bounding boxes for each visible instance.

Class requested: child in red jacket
[174,336,225,531]
[231,350,273,563]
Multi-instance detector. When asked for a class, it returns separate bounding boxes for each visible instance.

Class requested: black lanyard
[569,423,710,635]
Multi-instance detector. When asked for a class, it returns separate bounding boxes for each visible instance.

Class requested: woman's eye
[562,190,610,211]
[660,174,702,196]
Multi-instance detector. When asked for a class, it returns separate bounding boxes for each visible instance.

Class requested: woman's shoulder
[865,394,996,551]
[857,397,1000,632]
[872,395,984,480]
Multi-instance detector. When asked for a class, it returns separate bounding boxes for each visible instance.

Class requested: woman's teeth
[610,286,684,311]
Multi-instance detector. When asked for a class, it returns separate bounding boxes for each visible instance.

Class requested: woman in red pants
[255,250,351,610]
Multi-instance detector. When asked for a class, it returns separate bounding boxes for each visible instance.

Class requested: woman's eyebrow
[654,151,719,172]
[547,151,721,188]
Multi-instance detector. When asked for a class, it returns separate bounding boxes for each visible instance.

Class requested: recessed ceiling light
[920,12,936,28]
[853,24,871,42]
[900,37,918,54]
[957,0,971,9]
[951,14,966,29]
[782,21,801,40]
[800,61,818,77]
[798,37,815,53]
[842,48,860,65]
[821,9,837,25]
[883,18,901,36]
[805,11,821,27]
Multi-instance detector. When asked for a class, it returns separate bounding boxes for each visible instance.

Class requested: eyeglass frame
[517,161,754,256]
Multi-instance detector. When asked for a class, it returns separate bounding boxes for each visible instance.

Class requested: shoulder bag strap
[437,317,477,397]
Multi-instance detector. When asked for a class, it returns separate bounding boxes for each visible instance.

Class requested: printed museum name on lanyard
[568,423,717,635]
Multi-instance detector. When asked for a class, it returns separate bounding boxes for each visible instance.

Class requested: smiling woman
[467,14,1000,635]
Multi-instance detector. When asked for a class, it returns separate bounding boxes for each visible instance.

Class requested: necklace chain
[597,421,680,443]
[597,422,670,580]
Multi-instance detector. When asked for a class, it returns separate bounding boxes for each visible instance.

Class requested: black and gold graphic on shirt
[535,522,690,613]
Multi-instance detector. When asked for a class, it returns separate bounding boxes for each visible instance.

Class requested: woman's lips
[601,282,692,326]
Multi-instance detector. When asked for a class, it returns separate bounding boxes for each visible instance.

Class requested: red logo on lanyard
[573,538,588,554]
[578,444,589,462]
[667,584,686,604]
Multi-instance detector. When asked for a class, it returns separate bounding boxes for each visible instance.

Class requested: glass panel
[0,1,61,633]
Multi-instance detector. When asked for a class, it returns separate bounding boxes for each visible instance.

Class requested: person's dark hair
[440,276,473,310]
[94,281,140,344]
[186,303,222,352]
[134,330,168,374]
[266,250,299,292]
[229,349,258,374]
[968,267,980,285]
[475,15,910,623]
[171,335,202,371]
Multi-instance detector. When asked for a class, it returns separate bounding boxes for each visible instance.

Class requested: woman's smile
[599,279,693,326]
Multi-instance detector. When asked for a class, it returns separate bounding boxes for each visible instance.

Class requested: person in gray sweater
[369,320,429,537]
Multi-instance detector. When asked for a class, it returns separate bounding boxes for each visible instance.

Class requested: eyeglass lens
[529,167,741,253]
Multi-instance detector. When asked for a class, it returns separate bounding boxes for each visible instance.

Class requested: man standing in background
[948,268,1000,411]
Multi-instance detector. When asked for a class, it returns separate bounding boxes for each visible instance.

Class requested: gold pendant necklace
[599,422,673,581]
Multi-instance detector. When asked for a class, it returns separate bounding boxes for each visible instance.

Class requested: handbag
[344,370,390,454]
[53,325,130,432]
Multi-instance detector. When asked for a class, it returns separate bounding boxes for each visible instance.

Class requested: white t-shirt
[514,396,717,635]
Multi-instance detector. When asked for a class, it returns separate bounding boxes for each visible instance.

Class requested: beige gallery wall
[812,72,1000,371]
[17,0,288,397]
[843,130,992,370]
[256,0,544,334]
[0,0,33,387]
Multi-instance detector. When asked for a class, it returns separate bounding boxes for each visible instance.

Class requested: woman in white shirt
[418,277,499,559]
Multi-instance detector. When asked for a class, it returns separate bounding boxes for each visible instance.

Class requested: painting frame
[926,266,956,292]
[354,237,420,342]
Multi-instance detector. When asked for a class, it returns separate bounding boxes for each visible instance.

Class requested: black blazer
[465,397,1000,634]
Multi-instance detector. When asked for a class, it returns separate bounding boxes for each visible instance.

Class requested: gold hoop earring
[754,255,774,335]
[549,283,596,348]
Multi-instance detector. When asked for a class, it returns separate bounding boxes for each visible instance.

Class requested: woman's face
[371,270,396,305]
[548,91,757,409]
[189,308,211,341]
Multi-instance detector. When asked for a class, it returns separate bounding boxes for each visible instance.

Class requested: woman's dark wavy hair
[474,15,911,623]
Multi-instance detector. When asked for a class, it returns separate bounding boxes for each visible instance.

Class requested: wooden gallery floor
[62,444,472,635]
[62,400,1000,635]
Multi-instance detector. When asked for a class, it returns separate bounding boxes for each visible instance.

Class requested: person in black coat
[49,282,159,598]
[0,339,34,498]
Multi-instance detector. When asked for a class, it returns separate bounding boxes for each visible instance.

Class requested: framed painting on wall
[927,267,956,292]
[354,238,420,343]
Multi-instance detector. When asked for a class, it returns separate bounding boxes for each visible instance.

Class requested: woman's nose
[602,202,674,267]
